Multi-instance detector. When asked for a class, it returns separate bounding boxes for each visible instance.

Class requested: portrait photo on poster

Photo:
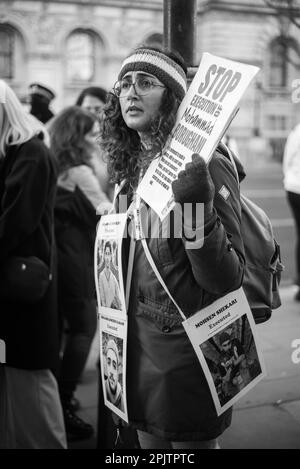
[200,314,263,413]
[101,331,127,420]
[97,238,124,312]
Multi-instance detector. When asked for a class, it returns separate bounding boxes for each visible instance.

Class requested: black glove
[172,154,215,233]
[172,154,215,205]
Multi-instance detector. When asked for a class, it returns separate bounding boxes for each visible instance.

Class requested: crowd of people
[0,43,297,450]
[0,79,113,447]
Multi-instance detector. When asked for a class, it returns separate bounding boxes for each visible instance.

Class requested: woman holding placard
[99,46,245,449]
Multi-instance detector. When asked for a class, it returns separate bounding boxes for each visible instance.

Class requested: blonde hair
[0,80,44,158]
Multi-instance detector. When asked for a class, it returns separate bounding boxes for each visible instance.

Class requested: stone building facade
[1,0,300,161]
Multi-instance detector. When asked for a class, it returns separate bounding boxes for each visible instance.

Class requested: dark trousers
[287,191,300,284]
[58,300,97,402]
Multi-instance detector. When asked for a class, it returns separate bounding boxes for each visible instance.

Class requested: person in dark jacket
[0,80,66,449]
[48,106,111,441]
[99,46,245,449]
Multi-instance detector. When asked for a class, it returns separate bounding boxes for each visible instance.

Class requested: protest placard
[183,287,266,416]
[100,314,128,422]
[137,52,259,219]
[94,213,127,317]
[95,213,129,421]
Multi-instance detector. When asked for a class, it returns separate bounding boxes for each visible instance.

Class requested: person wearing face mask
[28,82,56,124]
[98,46,245,449]
[48,106,111,442]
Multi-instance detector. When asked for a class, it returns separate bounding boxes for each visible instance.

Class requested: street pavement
[69,283,300,450]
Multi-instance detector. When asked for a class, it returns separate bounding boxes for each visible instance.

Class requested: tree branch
[262,0,300,28]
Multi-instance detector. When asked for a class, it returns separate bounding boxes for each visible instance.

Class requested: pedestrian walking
[283,123,300,300]
[48,106,111,441]
[0,80,66,449]
[99,45,245,449]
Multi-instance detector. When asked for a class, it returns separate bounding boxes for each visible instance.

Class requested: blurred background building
[1,0,300,163]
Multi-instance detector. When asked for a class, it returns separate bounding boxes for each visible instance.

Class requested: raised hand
[172,154,215,206]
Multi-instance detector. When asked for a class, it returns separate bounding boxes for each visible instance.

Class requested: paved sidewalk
[220,284,300,449]
[70,284,300,449]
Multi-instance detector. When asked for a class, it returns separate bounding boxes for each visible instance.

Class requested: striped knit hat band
[118,48,187,100]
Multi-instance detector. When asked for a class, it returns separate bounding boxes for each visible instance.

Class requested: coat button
[162,325,171,333]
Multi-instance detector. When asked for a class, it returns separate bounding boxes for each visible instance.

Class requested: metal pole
[163,0,197,68]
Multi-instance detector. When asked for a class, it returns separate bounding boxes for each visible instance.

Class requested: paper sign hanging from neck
[136,52,259,220]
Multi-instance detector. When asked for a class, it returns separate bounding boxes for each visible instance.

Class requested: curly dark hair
[48,105,97,174]
[100,46,187,188]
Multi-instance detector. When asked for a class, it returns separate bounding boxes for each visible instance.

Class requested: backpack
[225,146,284,324]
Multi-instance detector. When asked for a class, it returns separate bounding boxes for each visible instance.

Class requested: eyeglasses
[113,76,165,98]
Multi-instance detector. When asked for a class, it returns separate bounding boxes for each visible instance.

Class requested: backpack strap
[141,237,187,321]
[222,144,240,185]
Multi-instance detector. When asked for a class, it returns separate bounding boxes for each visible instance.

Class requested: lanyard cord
[134,192,187,322]
[112,172,184,317]
[125,236,135,310]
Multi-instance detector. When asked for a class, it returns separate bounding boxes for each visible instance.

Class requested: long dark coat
[117,147,246,441]
[54,185,99,323]
[0,136,60,371]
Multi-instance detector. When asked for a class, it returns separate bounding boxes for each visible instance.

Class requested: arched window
[66,30,95,82]
[268,37,288,87]
[0,25,15,79]
[267,36,299,88]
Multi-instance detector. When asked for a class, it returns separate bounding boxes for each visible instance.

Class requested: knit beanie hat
[118,48,187,100]
[106,338,120,364]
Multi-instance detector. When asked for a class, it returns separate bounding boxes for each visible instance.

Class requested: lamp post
[163,0,198,83]
[253,77,263,137]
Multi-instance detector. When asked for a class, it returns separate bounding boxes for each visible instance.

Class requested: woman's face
[119,71,165,136]
[81,95,104,116]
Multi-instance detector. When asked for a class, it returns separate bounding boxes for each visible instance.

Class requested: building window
[267,115,288,131]
[267,36,299,89]
[66,30,95,82]
[0,26,15,79]
[268,38,288,88]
